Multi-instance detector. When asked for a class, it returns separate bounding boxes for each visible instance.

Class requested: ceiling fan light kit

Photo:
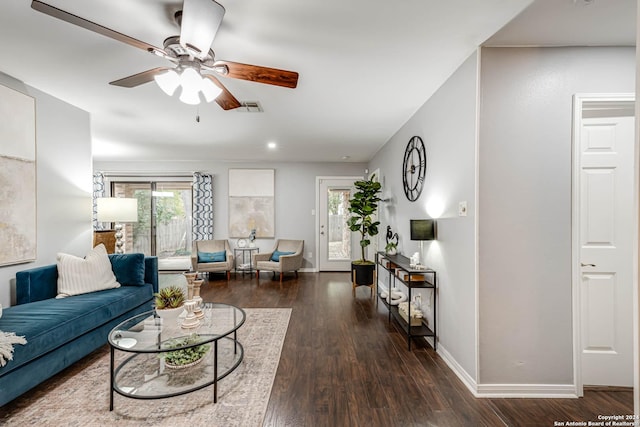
[155,66,223,105]
[30,0,299,109]
[154,69,181,96]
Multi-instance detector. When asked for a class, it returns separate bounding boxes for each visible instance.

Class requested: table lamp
[410,219,436,266]
[97,197,138,254]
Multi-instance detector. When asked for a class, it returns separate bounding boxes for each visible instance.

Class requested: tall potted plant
[347,174,382,285]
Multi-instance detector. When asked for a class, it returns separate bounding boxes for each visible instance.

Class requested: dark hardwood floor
[200,271,633,427]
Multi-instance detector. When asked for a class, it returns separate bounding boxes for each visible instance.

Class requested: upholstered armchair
[254,239,304,284]
[191,240,234,280]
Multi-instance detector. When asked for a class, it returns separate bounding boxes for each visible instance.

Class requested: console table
[376,252,436,351]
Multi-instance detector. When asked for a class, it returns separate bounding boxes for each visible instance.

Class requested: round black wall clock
[402,136,426,202]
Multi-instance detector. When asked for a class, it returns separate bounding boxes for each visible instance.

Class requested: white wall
[369,52,480,382]
[478,47,636,385]
[0,73,92,307]
[93,160,367,270]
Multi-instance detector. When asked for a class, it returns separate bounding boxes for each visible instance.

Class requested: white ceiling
[0,0,635,163]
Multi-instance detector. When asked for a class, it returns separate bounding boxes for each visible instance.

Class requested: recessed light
[267,142,277,149]
[342,156,350,160]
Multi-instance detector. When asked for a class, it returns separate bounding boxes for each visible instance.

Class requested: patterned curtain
[192,172,213,241]
[92,172,106,230]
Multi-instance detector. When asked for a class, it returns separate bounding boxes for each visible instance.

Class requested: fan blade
[203,75,241,110]
[214,61,298,89]
[31,1,165,56]
[109,67,169,88]
[180,0,225,60]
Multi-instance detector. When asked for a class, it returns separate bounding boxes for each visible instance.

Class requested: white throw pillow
[56,244,120,298]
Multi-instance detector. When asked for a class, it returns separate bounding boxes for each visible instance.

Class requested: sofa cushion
[109,253,146,286]
[198,250,226,263]
[270,250,294,262]
[56,244,120,298]
[0,284,153,377]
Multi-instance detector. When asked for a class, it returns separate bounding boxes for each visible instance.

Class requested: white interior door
[318,178,358,271]
[576,99,634,388]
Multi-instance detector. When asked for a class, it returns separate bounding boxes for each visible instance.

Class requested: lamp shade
[97,198,138,223]
[410,219,436,241]
[154,69,180,96]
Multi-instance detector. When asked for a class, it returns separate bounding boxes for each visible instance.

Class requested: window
[110,179,193,271]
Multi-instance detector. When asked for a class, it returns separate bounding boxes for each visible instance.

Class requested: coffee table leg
[109,346,115,411]
[214,340,218,403]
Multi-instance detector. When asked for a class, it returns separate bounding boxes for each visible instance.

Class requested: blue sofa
[0,254,158,407]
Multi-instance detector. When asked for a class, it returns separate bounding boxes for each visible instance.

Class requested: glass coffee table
[108,302,245,411]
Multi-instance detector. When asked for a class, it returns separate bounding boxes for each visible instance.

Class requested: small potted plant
[154,285,185,322]
[385,225,399,255]
[162,333,211,369]
[347,174,382,285]
[385,241,398,256]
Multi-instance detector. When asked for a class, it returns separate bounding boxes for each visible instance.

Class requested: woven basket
[164,354,206,370]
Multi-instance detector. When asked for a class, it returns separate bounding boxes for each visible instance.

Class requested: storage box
[395,270,425,282]
[380,259,396,270]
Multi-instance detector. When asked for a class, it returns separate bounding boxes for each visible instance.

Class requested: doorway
[317,177,361,271]
[572,94,635,394]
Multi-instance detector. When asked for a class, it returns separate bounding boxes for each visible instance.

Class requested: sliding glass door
[112,181,193,271]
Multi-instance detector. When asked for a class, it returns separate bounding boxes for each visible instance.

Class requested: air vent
[237,101,264,112]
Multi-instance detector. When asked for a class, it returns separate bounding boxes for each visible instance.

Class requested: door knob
[581,263,596,267]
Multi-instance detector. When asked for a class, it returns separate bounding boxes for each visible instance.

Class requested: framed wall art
[0,83,36,266]
[228,169,275,238]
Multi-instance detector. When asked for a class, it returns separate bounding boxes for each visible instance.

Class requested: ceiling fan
[31,0,299,109]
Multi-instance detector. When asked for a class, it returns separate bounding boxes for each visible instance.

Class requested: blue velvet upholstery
[0,254,158,407]
[270,250,295,262]
[0,286,152,377]
[15,265,58,305]
[198,250,226,263]
[109,253,146,285]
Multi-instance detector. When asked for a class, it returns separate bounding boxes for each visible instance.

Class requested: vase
[155,306,183,324]
[351,262,375,286]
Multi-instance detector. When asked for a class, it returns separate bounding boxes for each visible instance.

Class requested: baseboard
[299,268,317,273]
[475,383,578,398]
[436,343,479,396]
[436,342,578,399]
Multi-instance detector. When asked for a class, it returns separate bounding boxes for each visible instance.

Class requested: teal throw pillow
[270,250,295,262]
[108,253,146,286]
[198,250,226,263]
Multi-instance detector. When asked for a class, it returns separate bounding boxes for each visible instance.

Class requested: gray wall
[94,160,367,270]
[369,52,480,381]
[0,73,92,307]
[478,46,636,384]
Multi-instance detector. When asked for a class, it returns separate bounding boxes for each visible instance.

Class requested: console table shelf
[376,252,437,351]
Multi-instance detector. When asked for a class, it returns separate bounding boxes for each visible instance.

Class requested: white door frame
[571,93,637,397]
[315,176,363,271]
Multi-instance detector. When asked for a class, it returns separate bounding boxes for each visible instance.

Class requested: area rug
[0,308,291,426]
